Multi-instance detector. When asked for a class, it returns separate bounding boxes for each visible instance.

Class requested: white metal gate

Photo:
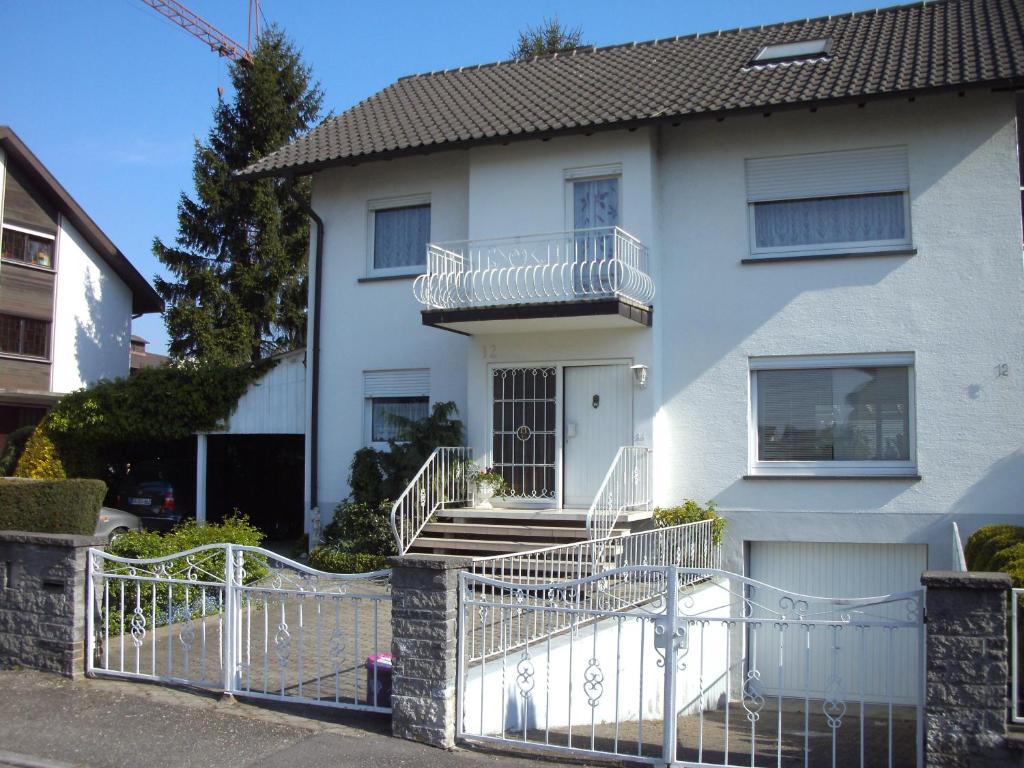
[87,544,392,712]
[457,564,924,767]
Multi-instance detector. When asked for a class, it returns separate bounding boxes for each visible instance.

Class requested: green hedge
[965,524,1024,587]
[0,478,106,534]
[308,546,388,574]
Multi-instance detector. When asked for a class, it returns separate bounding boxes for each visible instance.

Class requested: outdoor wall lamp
[631,364,649,390]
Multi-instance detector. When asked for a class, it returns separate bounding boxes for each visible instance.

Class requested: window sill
[357,272,424,284]
[1,258,56,273]
[0,351,51,364]
[743,472,921,481]
[742,247,917,265]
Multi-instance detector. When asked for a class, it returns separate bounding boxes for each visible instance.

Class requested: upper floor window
[368,195,430,276]
[1,225,55,269]
[0,313,50,359]
[745,146,911,259]
[749,353,915,477]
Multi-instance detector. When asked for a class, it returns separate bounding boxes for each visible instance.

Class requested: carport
[195,349,305,539]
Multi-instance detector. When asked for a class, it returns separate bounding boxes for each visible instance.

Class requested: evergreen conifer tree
[154,25,324,364]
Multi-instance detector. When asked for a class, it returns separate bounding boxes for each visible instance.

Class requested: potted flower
[473,466,509,509]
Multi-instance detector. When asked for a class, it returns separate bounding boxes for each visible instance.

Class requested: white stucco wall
[310,89,1024,566]
[51,217,132,392]
[310,153,471,518]
[656,91,1024,571]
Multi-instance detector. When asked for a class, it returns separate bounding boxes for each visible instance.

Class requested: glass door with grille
[491,367,557,501]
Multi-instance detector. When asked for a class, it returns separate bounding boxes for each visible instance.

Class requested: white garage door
[748,541,926,704]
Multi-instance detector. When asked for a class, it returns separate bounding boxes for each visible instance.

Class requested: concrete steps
[407,505,641,560]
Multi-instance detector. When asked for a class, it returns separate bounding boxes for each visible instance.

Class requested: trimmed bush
[966,524,1024,587]
[308,546,388,574]
[14,426,66,479]
[653,499,726,545]
[0,478,105,534]
[322,500,397,556]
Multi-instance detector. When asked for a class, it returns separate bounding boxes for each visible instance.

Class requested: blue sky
[1,0,884,354]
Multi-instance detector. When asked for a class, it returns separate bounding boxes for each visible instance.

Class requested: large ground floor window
[492,366,557,499]
[750,353,915,476]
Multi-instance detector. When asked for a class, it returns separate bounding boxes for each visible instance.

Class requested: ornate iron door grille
[492,367,557,500]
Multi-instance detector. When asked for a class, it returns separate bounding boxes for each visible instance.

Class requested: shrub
[349,448,385,506]
[0,478,105,534]
[322,500,396,556]
[653,499,726,545]
[13,426,66,479]
[308,546,388,574]
[0,425,34,477]
[966,524,1024,587]
[104,514,268,629]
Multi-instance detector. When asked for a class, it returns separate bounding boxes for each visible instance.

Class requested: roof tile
[241,0,1024,177]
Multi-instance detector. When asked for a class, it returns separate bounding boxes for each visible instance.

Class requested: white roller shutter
[745,146,909,201]
[363,369,430,398]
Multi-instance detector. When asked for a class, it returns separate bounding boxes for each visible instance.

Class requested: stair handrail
[390,446,474,555]
[585,446,652,541]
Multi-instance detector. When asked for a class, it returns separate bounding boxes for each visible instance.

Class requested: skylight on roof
[753,38,831,64]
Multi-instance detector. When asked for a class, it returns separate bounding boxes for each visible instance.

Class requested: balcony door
[571,176,619,296]
[562,364,632,508]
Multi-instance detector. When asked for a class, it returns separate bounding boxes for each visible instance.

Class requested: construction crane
[139,0,259,65]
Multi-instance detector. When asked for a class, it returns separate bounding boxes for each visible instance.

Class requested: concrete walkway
[0,671,586,768]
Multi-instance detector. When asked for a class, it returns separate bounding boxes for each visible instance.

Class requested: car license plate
[129,497,152,506]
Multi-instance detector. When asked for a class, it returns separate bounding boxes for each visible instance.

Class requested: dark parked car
[115,479,185,532]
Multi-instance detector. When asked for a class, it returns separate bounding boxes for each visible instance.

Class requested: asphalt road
[0,670,590,768]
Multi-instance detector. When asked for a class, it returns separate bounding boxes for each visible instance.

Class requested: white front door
[562,364,632,507]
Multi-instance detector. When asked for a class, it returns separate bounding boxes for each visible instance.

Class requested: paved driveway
[0,671,581,768]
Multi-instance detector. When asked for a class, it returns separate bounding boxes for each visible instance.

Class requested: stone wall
[0,531,103,678]
[387,555,471,748]
[922,570,1015,768]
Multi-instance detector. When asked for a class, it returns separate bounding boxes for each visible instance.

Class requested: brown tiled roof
[240,0,1024,179]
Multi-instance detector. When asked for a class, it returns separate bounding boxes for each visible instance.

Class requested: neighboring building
[129,335,168,374]
[0,127,162,452]
[242,0,1024,619]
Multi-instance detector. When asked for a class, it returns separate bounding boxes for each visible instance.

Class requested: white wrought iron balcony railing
[413,227,654,310]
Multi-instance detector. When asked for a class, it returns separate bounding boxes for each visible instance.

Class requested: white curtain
[373,205,430,269]
[573,178,619,230]
[753,192,905,249]
[371,396,429,442]
[757,367,910,461]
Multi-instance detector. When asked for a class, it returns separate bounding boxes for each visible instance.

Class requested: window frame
[0,313,51,361]
[365,194,431,278]
[747,191,913,259]
[1,223,57,271]
[747,353,917,477]
[563,165,623,232]
[364,395,430,448]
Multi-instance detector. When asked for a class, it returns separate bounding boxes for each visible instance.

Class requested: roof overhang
[0,126,164,315]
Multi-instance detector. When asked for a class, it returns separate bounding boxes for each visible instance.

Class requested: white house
[240,0,1024,602]
[0,126,162,453]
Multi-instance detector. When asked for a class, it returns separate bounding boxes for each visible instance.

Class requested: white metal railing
[87,543,393,712]
[413,227,655,310]
[458,561,924,767]
[1014,588,1024,724]
[586,446,652,540]
[465,519,719,661]
[390,447,473,555]
[952,522,967,572]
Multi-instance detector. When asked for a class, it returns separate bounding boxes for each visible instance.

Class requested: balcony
[413,227,654,334]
